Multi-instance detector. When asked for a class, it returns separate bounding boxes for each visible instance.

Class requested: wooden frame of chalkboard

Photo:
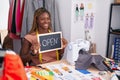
[38,32,62,53]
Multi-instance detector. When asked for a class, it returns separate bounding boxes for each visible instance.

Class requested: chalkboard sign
[38,32,62,53]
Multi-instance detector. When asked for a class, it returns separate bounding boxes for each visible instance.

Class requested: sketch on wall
[73,0,96,42]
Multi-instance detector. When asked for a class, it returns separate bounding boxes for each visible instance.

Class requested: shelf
[106,3,120,58]
[110,31,120,35]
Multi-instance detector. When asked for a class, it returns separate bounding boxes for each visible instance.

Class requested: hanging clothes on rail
[45,0,61,32]
[21,0,43,37]
[8,0,25,39]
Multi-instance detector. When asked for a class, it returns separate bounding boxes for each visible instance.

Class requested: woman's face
[37,12,51,30]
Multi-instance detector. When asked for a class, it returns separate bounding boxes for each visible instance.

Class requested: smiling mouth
[43,23,49,26]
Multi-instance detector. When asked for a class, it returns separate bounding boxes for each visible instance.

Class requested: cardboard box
[115,0,120,3]
[89,43,96,53]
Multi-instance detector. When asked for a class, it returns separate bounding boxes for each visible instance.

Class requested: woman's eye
[40,18,47,20]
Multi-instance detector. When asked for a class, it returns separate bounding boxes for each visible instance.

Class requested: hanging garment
[11,0,17,34]
[45,0,61,32]
[21,0,43,37]
[75,50,108,71]
[8,0,14,35]
[8,0,25,39]
[16,0,25,36]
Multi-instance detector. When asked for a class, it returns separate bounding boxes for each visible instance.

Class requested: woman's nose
[44,18,50,23]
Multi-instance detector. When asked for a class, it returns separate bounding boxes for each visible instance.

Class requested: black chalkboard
[38,32,62,53]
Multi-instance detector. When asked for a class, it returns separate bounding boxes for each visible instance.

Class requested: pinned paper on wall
[75,4,79,22]
[72,0,96,43]
[79,3,84,21]
[73,0,95,30]
[84,13,94,29]
[89,13,94,29]
[84,13,89,29]
[88,3,93,9]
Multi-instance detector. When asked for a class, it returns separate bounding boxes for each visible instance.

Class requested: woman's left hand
[31,42,40,54]
[61,38,68,49]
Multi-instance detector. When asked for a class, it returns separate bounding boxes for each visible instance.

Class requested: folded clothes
[75,50,108,71]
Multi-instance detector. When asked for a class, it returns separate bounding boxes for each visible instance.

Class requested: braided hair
[29,7,52,34]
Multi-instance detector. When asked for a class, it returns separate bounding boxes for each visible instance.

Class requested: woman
[20,7,67,66]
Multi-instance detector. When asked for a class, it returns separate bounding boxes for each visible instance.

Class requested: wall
[56,0,72,42]
[0,0,9,30]
[95,0,114,56]
[71,0,85,41]
[0,0,9,44]
[58,0,114,56]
